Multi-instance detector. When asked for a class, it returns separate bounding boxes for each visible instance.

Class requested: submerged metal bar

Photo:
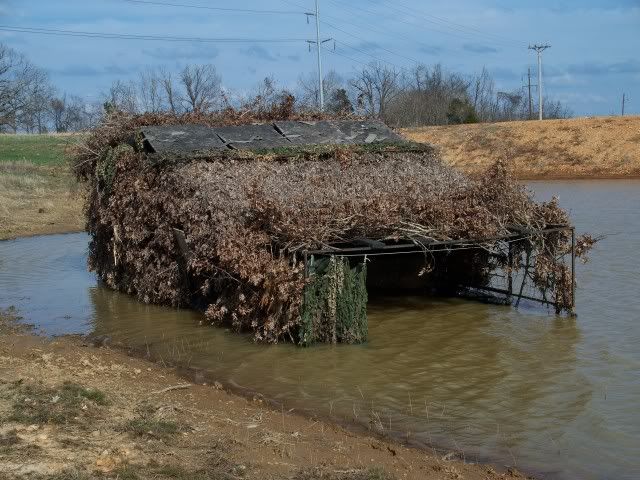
[507,241,514,302]
[464,284,560,308]
[571,227,576,315]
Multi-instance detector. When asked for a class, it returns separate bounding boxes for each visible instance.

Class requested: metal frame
[302,225,577,313]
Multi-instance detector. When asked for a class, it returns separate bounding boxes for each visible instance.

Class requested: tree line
[1,42,571,133]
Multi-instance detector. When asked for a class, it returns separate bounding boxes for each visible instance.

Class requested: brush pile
[73,106,593,344]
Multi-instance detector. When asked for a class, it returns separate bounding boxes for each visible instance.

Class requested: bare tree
[139,68,163,113]
[49,94,91,132]
[105,80,138,114]
[179,64,221,113]
[297,70,343,110]
[19,72,54,133]
[470,67,496,122]
[158,67,179,114]
[383,64,470,126]
[0,43,53,132]
[350,62,401,118]
[49,96,67,132]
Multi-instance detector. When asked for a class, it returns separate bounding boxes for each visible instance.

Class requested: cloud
[0,0,11,16]
[419,45,444,55]
[242,45,277,62]
[53,64,136,77]
[567,59,640,76]
[554,92,608,104]
[491,67,519,80]
[463,44,499,54]
[354,41,382,52]
[143,45,220,61]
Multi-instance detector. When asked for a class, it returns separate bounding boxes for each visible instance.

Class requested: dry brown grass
[402,115,640,179]
[0,161,84,240]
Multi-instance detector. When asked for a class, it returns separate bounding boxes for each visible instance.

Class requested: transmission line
[324,0,516,49]
[324,20,420,66]
[378,0,527,48]
[123,0,305,15]
[0,25,306,43]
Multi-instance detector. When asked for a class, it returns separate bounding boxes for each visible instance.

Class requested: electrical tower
[305,1,332,111]
[528,44,551,120]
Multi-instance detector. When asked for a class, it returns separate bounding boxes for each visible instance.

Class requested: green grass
[7,380,109,425]
[0,134,76,165]
[123,418,182,437]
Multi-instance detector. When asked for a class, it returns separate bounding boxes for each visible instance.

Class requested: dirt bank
[0,309,529,480]
[402,116,640,179]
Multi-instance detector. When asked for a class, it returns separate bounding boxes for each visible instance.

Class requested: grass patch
[0,134,75,166]
[37,471,93,480]
[33,462,244,480]
[0,429,20,453]
[123,418,181,437]
[150,464,242,479]
[7,380,109,425]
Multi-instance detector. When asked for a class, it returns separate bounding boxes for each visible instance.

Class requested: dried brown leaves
[76,111,594,343]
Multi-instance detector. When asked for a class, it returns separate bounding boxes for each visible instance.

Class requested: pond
[1,180,638,479]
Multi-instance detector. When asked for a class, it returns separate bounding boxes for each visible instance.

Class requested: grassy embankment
[0,134,85,240]
[403,115,640,179]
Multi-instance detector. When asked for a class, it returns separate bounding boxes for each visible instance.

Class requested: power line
[122,0,305,15]
[326,46,369,67]
[323,20,420,67]
[0,25,306,43]
[324,0,519,49]
[377,0,527,48]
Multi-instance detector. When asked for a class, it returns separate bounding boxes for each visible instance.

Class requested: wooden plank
[172,228,191,261]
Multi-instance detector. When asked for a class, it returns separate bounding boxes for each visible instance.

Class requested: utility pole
[529,44,551,120]
[305,1,332,111]
[521,67,536,120]
[622,93,626,116]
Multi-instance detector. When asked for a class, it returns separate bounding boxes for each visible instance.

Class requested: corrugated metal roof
[140,120,404,154]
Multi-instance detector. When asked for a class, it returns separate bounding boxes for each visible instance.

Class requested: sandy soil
[402,116,640,179]
[0,310,530,480]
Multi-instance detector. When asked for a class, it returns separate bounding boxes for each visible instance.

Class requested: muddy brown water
[1,180,639,479]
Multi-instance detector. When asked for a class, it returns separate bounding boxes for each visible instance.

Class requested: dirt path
[0,310,528,480]
[402,116,640,179]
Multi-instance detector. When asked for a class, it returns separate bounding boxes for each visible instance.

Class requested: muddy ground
[0,309,529,480]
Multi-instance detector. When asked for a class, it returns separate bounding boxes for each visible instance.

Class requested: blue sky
[1,0,638,116]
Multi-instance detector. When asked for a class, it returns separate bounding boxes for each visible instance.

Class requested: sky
[0,0,638,116]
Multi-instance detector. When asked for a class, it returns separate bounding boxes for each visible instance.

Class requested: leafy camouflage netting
[72,109,595,345]
[300,257,368,346]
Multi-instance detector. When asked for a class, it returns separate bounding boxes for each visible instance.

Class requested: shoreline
[0,310,525,480]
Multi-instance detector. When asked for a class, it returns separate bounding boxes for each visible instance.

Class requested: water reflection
[88,281,588,477]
